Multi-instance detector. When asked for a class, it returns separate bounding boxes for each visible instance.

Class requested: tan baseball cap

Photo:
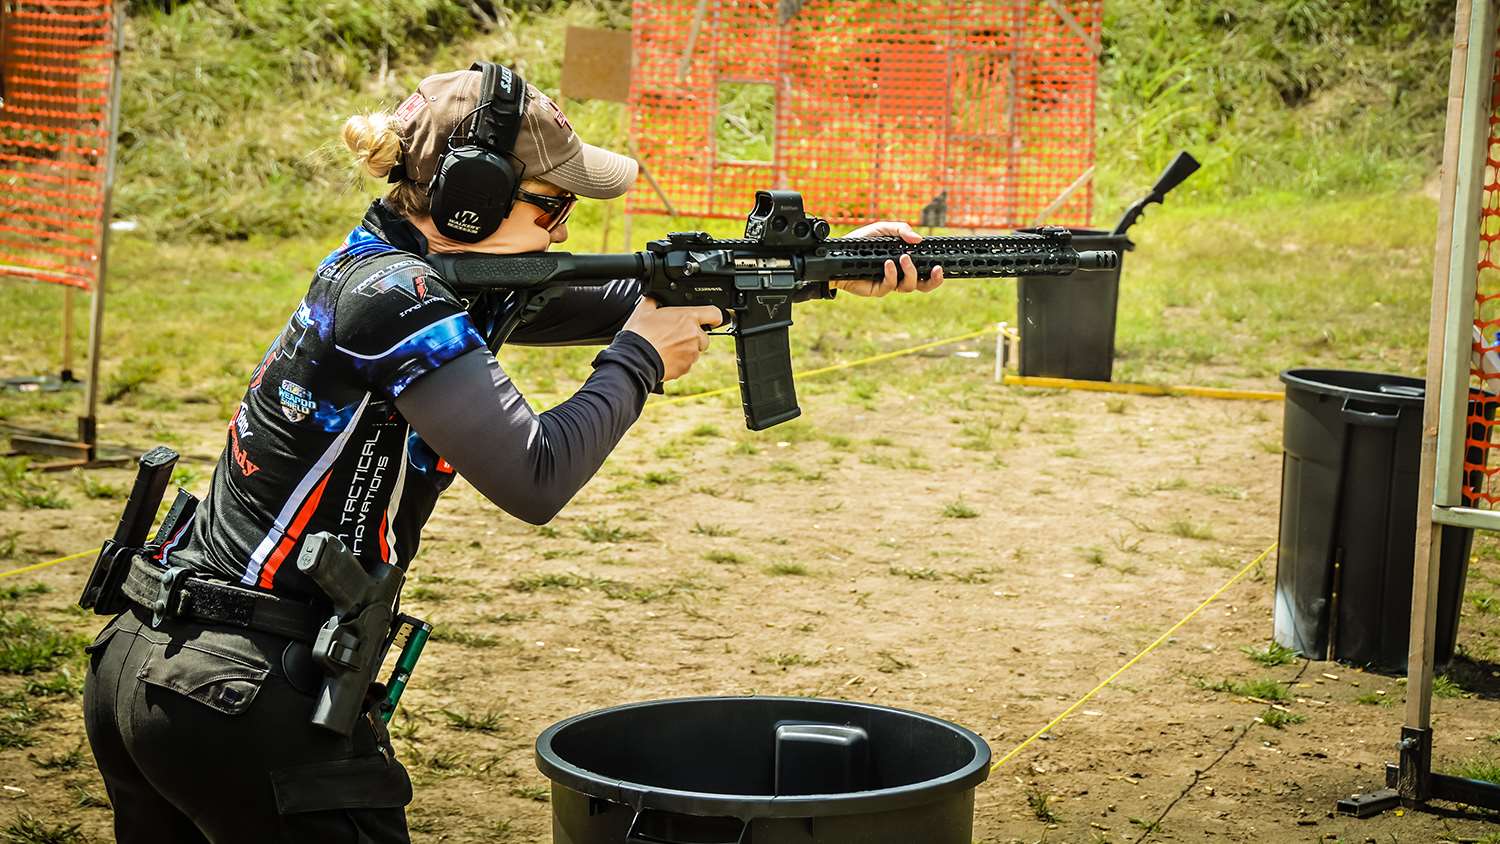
[392,67,638,199]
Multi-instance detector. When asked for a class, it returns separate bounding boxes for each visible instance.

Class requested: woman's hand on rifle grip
[623,298,724,381]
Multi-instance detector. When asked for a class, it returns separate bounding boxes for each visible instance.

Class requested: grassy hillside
[111,0,1456,239]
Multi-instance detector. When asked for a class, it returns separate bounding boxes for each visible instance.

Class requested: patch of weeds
[877,651,912,673]
[509,784,550,802]
[404,585,447,603]
[0,531,17,560]
[416,749,466,772]
[31,746,85,771]
[869,436,894,447]
[0,812,84,844]
[1108,531,1143,554]
[24,670,80,698]
[442,709,504,733]
[1206,484,1249,501]
[429,629,501,649]
[1354,692,1394,707]
[1128,817,1162,834]
[691,522,737,538]
[949,567,996,584]
[764,652,820,668]
[1054,446,1083,459]
[533,525,561,539]
[957,423,994,452]
[78,474,126,500]
[888,565,940,581]
[825,434,852,450]
[689,424,721,438]
[509,572,594,593]
[942,498,979,519]
[1470,593,1498,615]
[68,783,109,809]
[654,441,687,459]
[642,471,679,487]
[104,358,163,403]
[1256,708,1306,729]
[1257,437,1283,455]
[704,550,747,565]
[730,439,760,456]
[0,692,49,749]
[1240,641,1299,667]
[1197,677,1289,702]
[577,523,645,544]
[170,466,202,489]
[1081,547,1107,566]
[0,584,49,602]
[1105,397,1129,414]
[1433,674,1468,698]
[767,562,808,576]
[1166,519,1215,541]
[1026,788,1059,823]
[0,613,89,675]
[1203,552,1240,569]
[601,582,681,603]
[1446,755,1500,785]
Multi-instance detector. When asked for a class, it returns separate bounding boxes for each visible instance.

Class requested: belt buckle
[150,565,192,629]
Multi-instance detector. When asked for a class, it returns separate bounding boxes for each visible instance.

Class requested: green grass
[766,562,808,577]
[703,550,747,566]
[889,565,941,581]
[1240,641,1299,667]
[442,709,505,733]
[1433,674,1468,699]
[1354,691,1394,707]
[1443,756,1500,784]
[1256,708,1306,729]
[1026,788,1060,823]
[0,812,84,844]
[1199,677,1290,702]
[942,499,979,519]
[0,614,88,676]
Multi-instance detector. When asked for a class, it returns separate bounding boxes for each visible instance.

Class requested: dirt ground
[3,349,1499,843]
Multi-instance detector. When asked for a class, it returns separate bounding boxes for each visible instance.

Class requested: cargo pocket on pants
[135,638,270,716]
[271,754,412,814]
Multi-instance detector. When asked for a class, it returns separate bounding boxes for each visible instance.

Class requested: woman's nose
[550,223,569,244]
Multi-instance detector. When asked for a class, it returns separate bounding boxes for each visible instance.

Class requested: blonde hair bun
[342,111,403,180]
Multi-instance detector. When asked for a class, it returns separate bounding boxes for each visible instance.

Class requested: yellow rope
[652,325,1001,408]
[0,547,99,580]
[1003,374,1282,402]
[989,541,1277,773]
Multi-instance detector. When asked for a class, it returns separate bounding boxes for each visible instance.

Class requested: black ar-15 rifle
[427,190,1118,431]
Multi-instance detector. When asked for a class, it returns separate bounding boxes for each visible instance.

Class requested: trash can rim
[1279,368,1425,406]
[533,694,992,821]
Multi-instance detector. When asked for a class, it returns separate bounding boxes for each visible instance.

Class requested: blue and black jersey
[168,200,656,601]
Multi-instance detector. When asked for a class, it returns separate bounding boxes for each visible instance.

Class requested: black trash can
[1275,369,1479,674]
[535,696,991,844]
[1015,228,1134,382]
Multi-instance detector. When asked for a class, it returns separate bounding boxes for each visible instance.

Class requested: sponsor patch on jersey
[278,380,316,423]
[352,260,435,305]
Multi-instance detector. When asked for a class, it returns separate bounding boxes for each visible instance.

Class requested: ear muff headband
[430,61,529,243]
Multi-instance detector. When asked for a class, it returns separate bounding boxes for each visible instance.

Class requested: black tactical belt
[123,555,323,642]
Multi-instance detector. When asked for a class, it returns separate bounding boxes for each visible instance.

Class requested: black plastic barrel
[1275,369,1477,673]
[1016,228,1134,382]
[535,696,991,844]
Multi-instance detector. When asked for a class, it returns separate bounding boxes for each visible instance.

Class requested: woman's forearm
[394,336,662,523]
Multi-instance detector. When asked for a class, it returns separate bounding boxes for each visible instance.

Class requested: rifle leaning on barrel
[427,190,1119,431]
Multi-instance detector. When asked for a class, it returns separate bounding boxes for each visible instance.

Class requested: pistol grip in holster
[735,294,800,431]
[298,532,404,736]
[79,446,181,615]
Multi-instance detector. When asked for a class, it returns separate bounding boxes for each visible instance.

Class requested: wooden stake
[1406,0,1477,737]
[1041,0,1102,57]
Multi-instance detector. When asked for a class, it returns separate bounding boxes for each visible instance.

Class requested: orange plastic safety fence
[0,0,118,290]
[627,0,1099,228]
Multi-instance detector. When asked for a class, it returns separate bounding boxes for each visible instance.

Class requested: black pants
[82,606,412,843]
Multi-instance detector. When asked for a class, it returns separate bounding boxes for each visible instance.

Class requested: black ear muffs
[430,62,528,243]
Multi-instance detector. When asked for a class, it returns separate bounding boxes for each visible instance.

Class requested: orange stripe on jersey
[377,512,390,563]
[257,473,331,589]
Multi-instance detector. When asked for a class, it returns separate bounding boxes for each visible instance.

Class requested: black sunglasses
[517,189,576,232]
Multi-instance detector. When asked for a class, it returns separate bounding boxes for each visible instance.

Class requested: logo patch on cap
[539,95,573,135]
[395,92,427,125]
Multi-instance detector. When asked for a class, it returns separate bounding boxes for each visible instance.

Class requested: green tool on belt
[379,614,431,724]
